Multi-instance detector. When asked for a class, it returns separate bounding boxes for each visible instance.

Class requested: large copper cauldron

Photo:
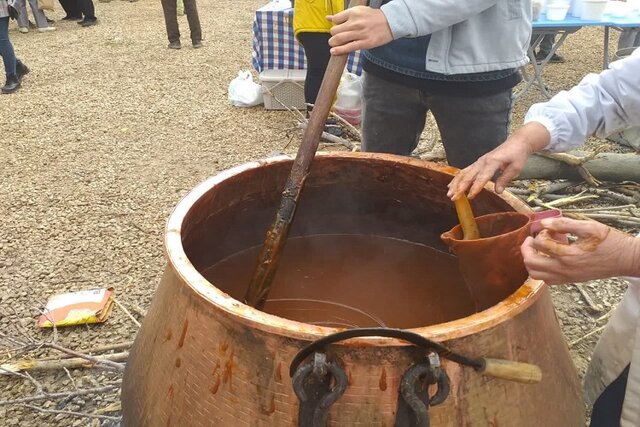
[121,153,584,426]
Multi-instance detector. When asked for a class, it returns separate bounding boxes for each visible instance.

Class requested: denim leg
[16,0,29,28]
[361,72,428,156]
[427,89,513,169]
[0,17,17,76]
[28,0,49,28]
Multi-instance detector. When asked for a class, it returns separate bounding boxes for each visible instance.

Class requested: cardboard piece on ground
[37,288,115,328]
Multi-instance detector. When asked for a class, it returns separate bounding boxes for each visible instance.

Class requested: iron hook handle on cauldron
[289,328,542,384]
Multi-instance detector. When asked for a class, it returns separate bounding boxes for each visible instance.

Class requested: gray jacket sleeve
[378,0,501,39]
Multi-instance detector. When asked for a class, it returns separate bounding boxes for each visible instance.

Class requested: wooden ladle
[454,194,481,240]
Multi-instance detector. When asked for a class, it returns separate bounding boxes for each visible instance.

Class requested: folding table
[518,13,640,100]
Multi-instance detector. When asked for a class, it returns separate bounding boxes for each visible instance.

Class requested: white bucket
[569,0,583,17]
[547,2,570,19]
[581,0,608,20]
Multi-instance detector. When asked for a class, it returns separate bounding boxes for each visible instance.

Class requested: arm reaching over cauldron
[447,47,640,201]
[445,47,640,425]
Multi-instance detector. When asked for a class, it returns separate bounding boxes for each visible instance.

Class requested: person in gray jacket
[328,0,531,168]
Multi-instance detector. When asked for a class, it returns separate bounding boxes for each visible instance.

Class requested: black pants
[79,0,96,21]
[59,0,82,18]
[590,364,630,427]
[297,32,331,106]
[161,0,202,44]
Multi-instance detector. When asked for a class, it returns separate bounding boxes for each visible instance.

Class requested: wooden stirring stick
[244,0,367,310]
[454,194,481,240]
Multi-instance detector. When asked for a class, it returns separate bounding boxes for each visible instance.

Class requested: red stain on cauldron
[210,376,221,395]
[275,362,282,382]
[177,320,189,349]
[379,368,387,391]
[260,395,276,415]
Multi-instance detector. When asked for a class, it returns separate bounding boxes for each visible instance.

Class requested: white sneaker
[37,26,56,32]
[18,27,28,33]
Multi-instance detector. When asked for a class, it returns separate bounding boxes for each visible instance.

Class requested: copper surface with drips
[121,153,584,426]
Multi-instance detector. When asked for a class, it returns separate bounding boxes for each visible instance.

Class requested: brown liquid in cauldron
[202,234,478,329]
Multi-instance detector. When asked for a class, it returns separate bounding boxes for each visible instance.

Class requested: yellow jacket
[292,0,344,37]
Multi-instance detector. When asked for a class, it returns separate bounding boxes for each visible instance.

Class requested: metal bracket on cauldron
[395,353,451,427]
[289,328,542,384]
[292,352,348,427]
[289,328,542,426]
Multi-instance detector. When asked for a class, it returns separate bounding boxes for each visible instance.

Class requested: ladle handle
[479,358,542,384]
[454,195,481,240]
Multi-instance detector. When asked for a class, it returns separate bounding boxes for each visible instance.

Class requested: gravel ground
[0,1,635,424]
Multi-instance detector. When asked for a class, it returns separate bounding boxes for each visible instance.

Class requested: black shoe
[535,51,565,64]
[2,74,21,94]
[547,53,565,63]
[168,41,181,49]
[62,15,83,20]
[79,19,97,27]
[16,60,29,80]
[46,17,55,23]
[192,40,203,49]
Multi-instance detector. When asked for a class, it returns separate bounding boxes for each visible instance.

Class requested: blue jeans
[0,17,17,76]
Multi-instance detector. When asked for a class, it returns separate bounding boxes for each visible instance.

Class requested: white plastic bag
[333,72,363,125]
[335,72,362,110]
[228,71,264,107]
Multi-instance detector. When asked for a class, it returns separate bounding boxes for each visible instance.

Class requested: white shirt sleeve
[524,48,640,153]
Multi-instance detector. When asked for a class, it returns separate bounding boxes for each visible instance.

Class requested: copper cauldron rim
[165,152,544,346]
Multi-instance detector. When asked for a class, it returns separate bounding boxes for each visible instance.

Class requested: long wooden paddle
[244,0,366,309]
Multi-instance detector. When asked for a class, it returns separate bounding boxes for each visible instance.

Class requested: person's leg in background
[535,33,565,63]
[26,0,54,31]
[428,89,513,169]
[161,0,181,49]
[0,16,21,94]
[297,32,331,110]
[589,364,630,427]
[617,28,640,50]
[15,0,30,32]
[182,0,202,48]
[360,72,428,156]
[59,0,83,20]
[78,0,97,26]
[297,32,344,135]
